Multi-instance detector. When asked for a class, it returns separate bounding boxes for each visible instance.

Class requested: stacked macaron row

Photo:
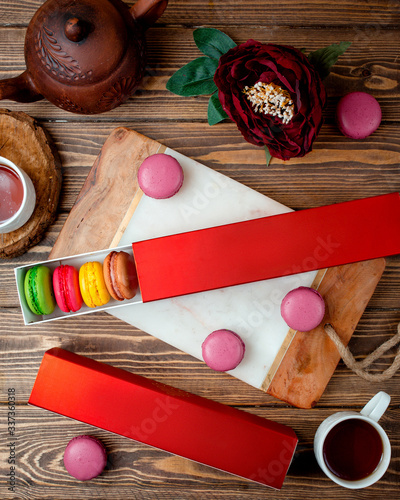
[24,250,139,316]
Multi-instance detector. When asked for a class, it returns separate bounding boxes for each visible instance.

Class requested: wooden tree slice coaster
[0,109,62,258]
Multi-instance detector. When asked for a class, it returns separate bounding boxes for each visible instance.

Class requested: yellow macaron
[79,261,110,308]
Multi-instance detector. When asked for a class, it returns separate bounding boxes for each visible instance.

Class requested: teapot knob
[64,18,88,43]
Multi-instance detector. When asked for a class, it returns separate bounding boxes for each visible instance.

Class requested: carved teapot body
[0,0,168,114]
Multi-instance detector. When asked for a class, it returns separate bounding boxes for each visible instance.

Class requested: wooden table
[1,1,399,499]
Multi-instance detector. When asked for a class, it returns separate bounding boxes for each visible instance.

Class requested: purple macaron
[138,153,184,199]
[336,92,381,139]
[281,287,325,332]
[202,329,245,371]
[63,435,107,481]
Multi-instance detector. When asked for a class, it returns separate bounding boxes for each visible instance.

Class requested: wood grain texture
[266,259,386,407]
[0,109,62,258]
[0,405,398,500]
[49,128,161,258]
[0,0,399,27]
[0,0,399,498]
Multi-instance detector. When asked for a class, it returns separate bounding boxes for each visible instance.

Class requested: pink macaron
[336,92,381,139]
[138,153,184,199]
[281,287,325,332]
[53,265,83,313]
[202,329,245,372]
[63,435,107,481]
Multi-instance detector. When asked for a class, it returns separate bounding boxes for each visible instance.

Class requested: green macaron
[24,265,56,316]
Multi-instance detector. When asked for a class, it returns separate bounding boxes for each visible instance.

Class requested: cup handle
[360,391,391,422]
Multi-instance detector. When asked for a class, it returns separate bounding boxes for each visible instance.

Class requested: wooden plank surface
[0,1,399,27]
[0,0,399,499]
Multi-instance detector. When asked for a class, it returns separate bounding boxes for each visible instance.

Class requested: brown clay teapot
[0,0,168,114]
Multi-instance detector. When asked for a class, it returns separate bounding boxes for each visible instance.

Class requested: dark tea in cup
[314,392,391,489]
[322,418,383,481]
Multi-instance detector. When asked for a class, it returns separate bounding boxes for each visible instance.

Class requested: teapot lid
[26,0,132,85]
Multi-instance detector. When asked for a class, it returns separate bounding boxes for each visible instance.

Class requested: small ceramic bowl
[0,156,36,233]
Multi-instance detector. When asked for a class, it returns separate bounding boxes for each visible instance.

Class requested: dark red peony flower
[214,40,327,160]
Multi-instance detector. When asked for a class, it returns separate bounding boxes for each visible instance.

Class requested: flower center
[243,82,294,124]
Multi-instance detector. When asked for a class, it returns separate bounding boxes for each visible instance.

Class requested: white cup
[314,391,391,489]
[0,156,36,233]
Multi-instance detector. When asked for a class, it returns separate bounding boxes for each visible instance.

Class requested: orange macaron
[103,251,139,301]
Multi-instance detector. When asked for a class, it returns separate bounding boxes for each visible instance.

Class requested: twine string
[324,323,400,382]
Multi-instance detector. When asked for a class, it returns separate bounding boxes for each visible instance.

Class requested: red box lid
[132,193,400,302]
[29,348,298,489]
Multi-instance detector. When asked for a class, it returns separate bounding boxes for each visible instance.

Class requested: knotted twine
[324,323,400,381]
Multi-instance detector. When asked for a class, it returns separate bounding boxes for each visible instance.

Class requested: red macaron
[103,251,139,301]
[53,265,83,313]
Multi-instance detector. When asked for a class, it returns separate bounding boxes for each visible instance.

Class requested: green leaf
[166,57,218,96]
[264,145,272,167]
[193,28,236,59]
[208,92,228,125]
[308,42,351,80]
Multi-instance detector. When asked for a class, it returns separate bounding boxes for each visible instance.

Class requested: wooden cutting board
[50,127,385,408]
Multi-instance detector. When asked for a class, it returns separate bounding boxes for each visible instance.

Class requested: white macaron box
[14,244,142,325]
